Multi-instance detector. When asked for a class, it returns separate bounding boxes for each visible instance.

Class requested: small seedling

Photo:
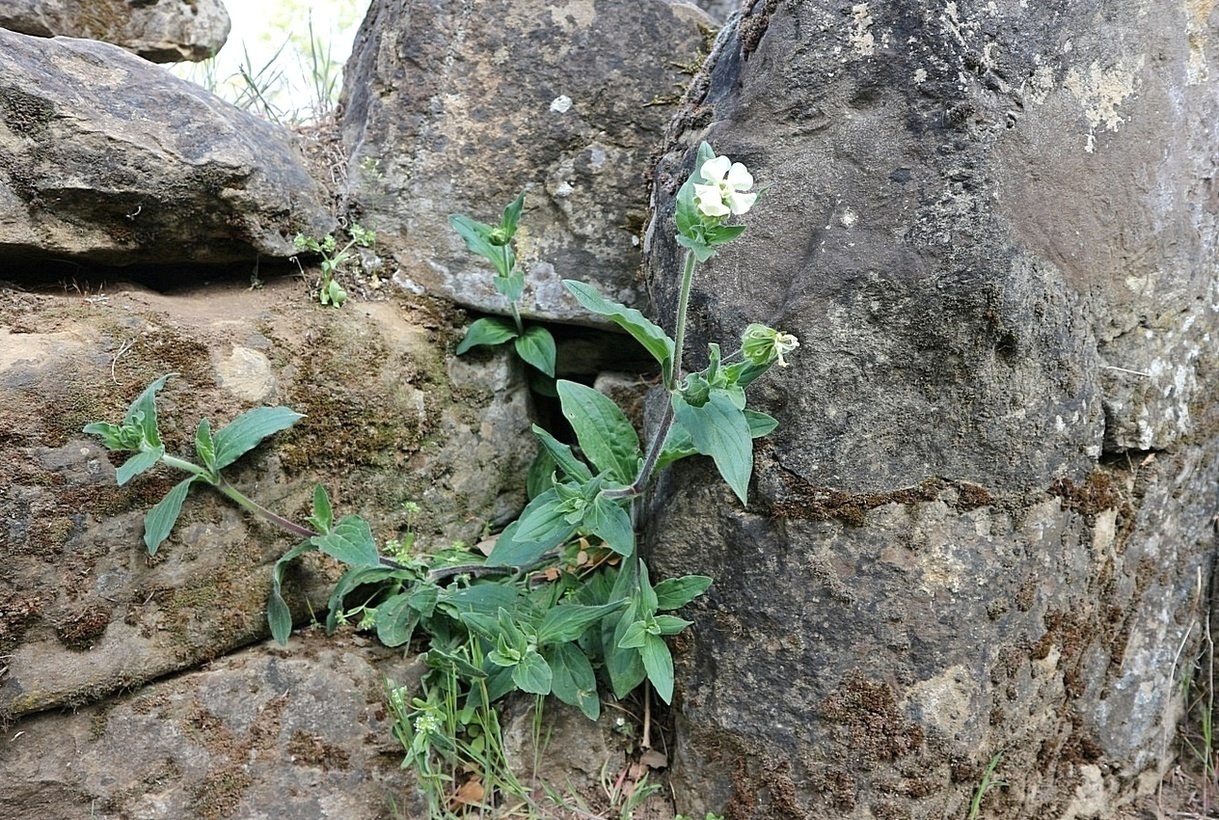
[450,192,559,382]
[968,752,1006,819]
[293,223,376,307]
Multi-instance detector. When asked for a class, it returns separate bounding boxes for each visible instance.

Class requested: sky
[173,0,372,122]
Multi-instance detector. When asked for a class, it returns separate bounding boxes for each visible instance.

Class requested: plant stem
[213,476,319,539]
[668,249,697,391]
[160,454,211,480]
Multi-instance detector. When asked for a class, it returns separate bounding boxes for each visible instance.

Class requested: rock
[0,632,424,819]
[0,29,335,268]
[339,0,715,324]
[643,1,1219,817]
[0,0,230,62]
[0,279,534,721]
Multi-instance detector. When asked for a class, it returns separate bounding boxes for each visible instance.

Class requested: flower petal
[727,191,757,215]
[700,155,731,182]
[726,162,754,190]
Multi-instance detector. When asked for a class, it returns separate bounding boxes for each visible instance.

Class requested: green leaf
[638,562,658,614]
[585,497,634,556]
[268,541,316,645]
[744,409,779,438]
[671,391,754,504]
[654,614,694,635]
[456,317,519,355]
[211,406,303,471]
[556,380,640,484]
[526,447,557,500]
[545,642,600,720]
[514,325,556,377]
[694,141,717,181]
[536,601,627,646]
[486,491,574,567]
[496,269,524,301]
[309,515,381,567]
[563,280,674,372]
[604,603,646,698]
[460,611,504,645]
[642,634,675,704]
[143,477,194,554]
[439,583,523,618]
[308,484,333,533]
[376,593,419,647]
[676,234,717,263]
[124,373,174,445]
[707,224,747,245]
[675,177,699,240]
[83,420,139,452]
[532,426,593,483]
[449,213,501,264]
[194,418,216,472]
[116,446,164,486]
[512,650,553,695]
[325,565,401,632]
[655,575,713,610]
[617,619,648,649]
[501,190,525,239]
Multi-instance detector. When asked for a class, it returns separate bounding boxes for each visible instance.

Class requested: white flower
[693,155,758,218]
[741,323,800,368]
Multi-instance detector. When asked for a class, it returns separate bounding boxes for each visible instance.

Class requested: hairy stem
[214,476,318,539]
[668,249,697,391]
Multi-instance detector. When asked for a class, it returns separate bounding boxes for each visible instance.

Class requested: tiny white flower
[693,155,758,218]
[742,323,800,368]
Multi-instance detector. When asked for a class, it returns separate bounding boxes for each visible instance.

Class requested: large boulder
[0,279,534,721]
[0,29,335,269]
[644,0,1219,817]
[0,632,424,819]
[339,0,715,324]
[0,0,230,62]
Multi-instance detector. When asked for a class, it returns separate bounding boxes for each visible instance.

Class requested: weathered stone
[0,279,534,721]
[0,632,424,819]
[643,1,1219,817]
[0,0,230,63]
[339,0,714,324]
[0,29,335,268]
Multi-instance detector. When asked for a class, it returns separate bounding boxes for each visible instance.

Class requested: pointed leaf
[449,213,500,264]
[501,190,526,238]
[676,234,716,263]
[308,484,334,533]
[486,491,574,567]
[537,600,627,646]
[116,446,164,486]
[707,224,747,245]
[655,575,713,610]
[83,420,138,452]
[143,476,194,554]
[563,280,674,371]
[325,565,401,632]
[605,603,646,698]
[512,650,553,695]
[655,614,694,635]
[585,497,635,556]
[269,541,316,645]
[195,418,216,472]
[526,446,557,500]
[456,317,519,355]
[124,373,174,446]
[642,634,675,704]
[532,426,593,482]
[557,380,640,484]
[671,392,753,504]
[212,406,304,471]
[309,515,381,567]
[376,593,419,647]
[545,642,600,720]
[745,409,778,438]
[514,325,556,377]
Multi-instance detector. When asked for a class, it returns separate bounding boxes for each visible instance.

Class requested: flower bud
[741,323,800,368]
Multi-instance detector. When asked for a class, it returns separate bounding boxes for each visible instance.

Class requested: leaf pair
[456,318,556,377]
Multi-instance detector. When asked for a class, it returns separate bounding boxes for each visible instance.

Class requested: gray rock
[0,632,424,819]
[0,280,534,721]
[0,29,335,268]
[643,0,1219,816]
[0,0,230,63]
[339,0,715,324]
